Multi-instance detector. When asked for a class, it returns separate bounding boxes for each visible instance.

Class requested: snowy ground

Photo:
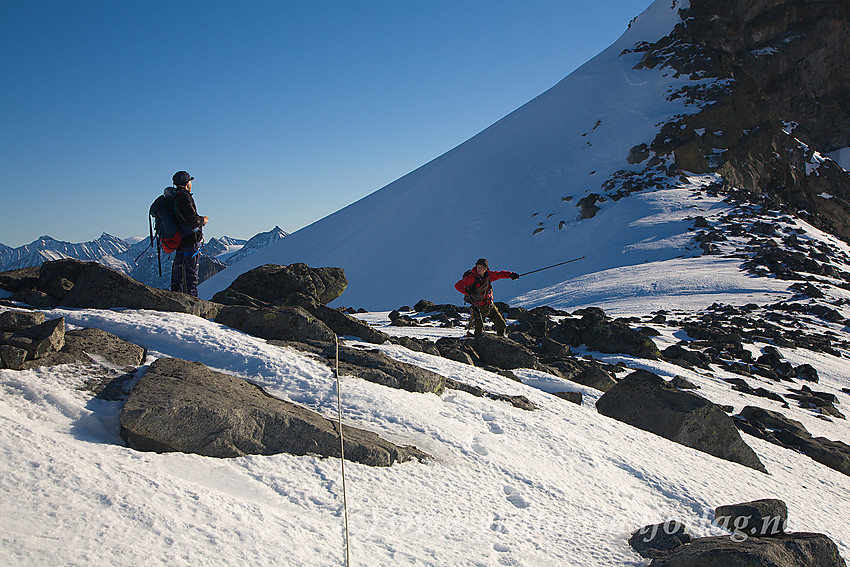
[2,270,850,566]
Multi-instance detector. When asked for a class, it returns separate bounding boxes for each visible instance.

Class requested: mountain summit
[200,0,850,311]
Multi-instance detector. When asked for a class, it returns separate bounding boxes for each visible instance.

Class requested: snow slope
[3,269,850,566]
[199,0,701,309]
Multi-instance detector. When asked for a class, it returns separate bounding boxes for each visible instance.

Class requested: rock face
[596,369,767,472]
[634,0,850,241]
[211,263,347,307]
[121,357,429,466]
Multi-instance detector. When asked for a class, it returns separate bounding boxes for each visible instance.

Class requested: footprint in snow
[503,485,530,509]
[482,413,504,434]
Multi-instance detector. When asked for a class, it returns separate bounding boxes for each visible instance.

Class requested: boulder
[0,309,45,331]
[596,370,767,473]
[121,357,427,466]
[310,304,390,344]
[0,345,27,370]
[211,263,347,306]
[648,533,846,567]
[552,391,583,405]
[4,317,65,360]
[334,346,445,395]
[20,327,146,373]
[629,521,692,559]
[215,305,335,344]
[581,316,661,359]
[443,377,537,411]
[471,334,541,371]
[38,259,221,318]
[714,499,787,538]
[0,266,40,293]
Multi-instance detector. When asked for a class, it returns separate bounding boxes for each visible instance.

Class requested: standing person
[454,258,519,336]
[166,170,208,296]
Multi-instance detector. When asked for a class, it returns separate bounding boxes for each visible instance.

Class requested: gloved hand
[510,272,519,280]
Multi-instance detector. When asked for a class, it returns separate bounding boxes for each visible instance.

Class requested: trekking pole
[518,256,586,277]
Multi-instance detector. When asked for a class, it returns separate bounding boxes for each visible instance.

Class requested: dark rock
[20,327,146,373]
[389,336,441,356]
[8,290,60,309]
[39,259,221,318]
[311,304,390,344]
[121,357,428,466]
[211,263,347,307]
[471,334,541,371]
[413,299,436,312]
[0,345,27,370]
[670,376,699,390]
[334,346,445,394]
[714,499,787,538]
[0,309,45,331]
[596,370,767,472]
[581,314,661,359]
[572,362,617,392]
[628,143,651,164]
[215,305,335,344]
[4,317,65,360]
[444,377,537,411]
[648,533,846,567]
[577,193,604,219]
[0,266,40,293]
[663,344,712,370]
[795,364,820,383]
[629,521,692,559]
[737,406,850,477]
[552,391,583,405]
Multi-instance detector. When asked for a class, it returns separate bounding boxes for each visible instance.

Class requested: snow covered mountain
[0,227,287,289]
[200,0,850,313]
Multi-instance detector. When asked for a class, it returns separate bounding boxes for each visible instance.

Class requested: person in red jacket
[454,258,519,336]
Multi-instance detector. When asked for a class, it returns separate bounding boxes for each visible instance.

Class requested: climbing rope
[334,334,351,566]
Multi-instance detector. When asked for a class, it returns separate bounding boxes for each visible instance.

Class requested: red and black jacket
[455,268,514,306]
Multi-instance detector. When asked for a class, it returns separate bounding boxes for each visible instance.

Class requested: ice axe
[517,256,586,277]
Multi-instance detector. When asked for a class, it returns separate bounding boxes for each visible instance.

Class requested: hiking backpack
[141,192,182,277]
[150,194,182,253]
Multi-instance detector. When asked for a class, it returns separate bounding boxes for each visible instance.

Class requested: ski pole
[518,256,585,277]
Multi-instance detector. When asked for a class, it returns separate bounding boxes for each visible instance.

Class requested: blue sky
[1,0,653,247]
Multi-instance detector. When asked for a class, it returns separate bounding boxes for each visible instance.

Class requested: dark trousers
[470,303,507,335]
[171,247,200,297]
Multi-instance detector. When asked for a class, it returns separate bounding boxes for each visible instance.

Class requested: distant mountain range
[0,227,287,289]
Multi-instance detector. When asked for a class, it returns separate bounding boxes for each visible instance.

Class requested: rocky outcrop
[631,0,850,242]
[211,263,347,307]
[597,369,767,472]
[214,304,335,344]
[0,259,221,318]
[735,406,850,476]
[334,345,445,395]
[0,310,65,369]
[121,357,428,466]
[209,263,390,345]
